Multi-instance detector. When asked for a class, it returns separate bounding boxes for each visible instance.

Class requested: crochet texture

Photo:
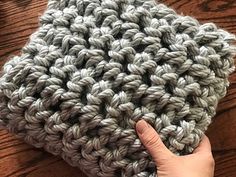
[0,0,235,176]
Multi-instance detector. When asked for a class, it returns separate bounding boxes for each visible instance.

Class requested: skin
[136,120,215,177]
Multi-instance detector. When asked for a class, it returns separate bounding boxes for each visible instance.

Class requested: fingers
[136,120,174,165]
[193,135,212,154]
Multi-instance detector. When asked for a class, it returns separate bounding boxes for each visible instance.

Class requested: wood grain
[0,0,236,176]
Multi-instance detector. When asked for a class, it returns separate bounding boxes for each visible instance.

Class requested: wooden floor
[0,0,236,176]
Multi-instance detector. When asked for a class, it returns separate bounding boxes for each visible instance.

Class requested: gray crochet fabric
[0,0,235,176]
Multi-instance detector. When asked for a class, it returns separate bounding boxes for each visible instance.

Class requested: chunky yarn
[0,0,235,176]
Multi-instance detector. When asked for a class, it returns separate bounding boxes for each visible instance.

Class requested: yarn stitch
[0,0,235,176]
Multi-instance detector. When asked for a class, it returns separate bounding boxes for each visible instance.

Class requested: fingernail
[136,120,149,134]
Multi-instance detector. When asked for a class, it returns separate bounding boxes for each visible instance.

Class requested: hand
[136,120,215,177]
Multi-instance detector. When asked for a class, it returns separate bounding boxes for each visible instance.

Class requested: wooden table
[0,0,236,176]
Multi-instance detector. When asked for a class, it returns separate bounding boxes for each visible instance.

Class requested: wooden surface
[0,0,236,176]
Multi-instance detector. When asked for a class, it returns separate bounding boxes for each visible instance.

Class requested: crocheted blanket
[0,0,235,176]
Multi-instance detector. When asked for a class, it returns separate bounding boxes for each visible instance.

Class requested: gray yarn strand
[0,0,235,176]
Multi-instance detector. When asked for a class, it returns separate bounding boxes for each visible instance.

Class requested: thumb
[136,120,174,165]
[193,135,212,154]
